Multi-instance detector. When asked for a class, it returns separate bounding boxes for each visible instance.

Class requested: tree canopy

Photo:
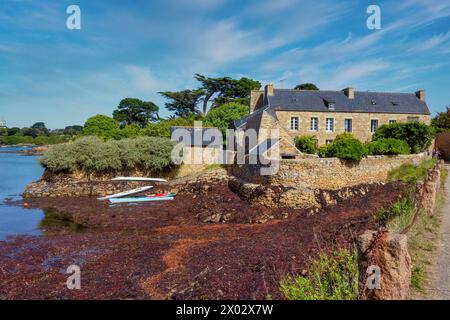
[432,106,450,133]
[204,102,249,136]
[82,114,120,140]
[159,89,204,117]
[113,98,159,128]
[294,83,319,90]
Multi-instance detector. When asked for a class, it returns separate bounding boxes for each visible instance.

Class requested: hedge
[372,122,434,154]
[40,136,176,174]
[367,138,410,155]
[294,135,318,154]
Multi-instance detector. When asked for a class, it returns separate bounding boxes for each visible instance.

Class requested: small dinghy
[109,193,176,204]
[111,177,168,182]
[97,186,154,201]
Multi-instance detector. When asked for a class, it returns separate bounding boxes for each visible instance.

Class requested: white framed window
[371,119,378,133]
[290,117,299,131]
[328,103,335,110]
[326,118,334,132]
[310,117,318,131]
[389,119,397,124]
[344,119,352,132]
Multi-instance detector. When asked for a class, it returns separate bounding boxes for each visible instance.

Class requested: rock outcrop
[358,230,412,300]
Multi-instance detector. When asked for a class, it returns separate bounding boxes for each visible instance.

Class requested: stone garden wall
[230,153,426,190]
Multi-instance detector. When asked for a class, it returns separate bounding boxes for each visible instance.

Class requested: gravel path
[434,164,450,299]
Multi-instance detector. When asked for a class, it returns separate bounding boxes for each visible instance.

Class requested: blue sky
[0,0,449,129]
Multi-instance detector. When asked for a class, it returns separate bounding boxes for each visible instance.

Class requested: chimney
[415,90,425,101]
[265,84,274,97]
[343,87,354,99]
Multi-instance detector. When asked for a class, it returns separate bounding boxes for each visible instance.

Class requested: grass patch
[407,167,447,297]
[280,248,358,300]
[388,158,437,183]
[373,187,417,233]
[411,266,425,291]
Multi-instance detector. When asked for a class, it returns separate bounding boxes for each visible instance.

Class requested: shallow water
[0,147,44,240]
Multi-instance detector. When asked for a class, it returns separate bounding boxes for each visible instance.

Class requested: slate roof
[268,89,430,115]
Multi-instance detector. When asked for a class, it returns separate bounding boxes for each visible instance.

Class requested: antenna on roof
[279,78,286,89]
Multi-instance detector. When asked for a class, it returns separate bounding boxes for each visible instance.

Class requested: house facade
[0,120,6,128]
[237,85,431,158]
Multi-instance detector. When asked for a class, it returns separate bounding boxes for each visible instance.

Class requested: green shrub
[373,195,415,224]
[372,122,435,154]
[81,115,121,140]
[327,137,367,160]
[388,158,437,183]
[367,138,410,155]
[318,144,331,158]
[0,134,34,145]
[143,116,198,138]
[40,136,175,174]
[280,248,358,300]
[120,124,143,138]
[294,135,318,154]
[204,102,249,137]
[334,132,355,141]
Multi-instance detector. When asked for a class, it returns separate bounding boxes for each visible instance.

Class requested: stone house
[170,126,224,164]
[235,85,431,158]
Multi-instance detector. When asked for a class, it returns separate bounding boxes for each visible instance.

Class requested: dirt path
[433,164,450,299]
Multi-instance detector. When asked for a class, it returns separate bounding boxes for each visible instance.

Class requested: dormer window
[371,99,376,105]
[328,102,335,110]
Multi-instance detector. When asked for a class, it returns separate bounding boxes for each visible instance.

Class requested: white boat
[109,195,174,204]
[111,177,168,182]
[97,186,154,200]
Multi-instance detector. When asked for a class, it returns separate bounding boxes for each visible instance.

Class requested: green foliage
[0,134,34,145]
[294,83,319,90]
[411,266,425,291]
[280,249,358,300]
[372,122,435,154]
[40,136,175,174]
[432,106,450,133]
[204,102,249,136]
[113,98,159,128]
[318,144,331,158]
[374,195,415,224]
[120,124,142,138]
[82,115,120,140]
[7,127,21,136]
[143,116,198,138]
[63,125,83,135]
[0,128,7,136]
[334,132,355,141]
[294,135,318,154]
[326,136,367,160]
[388,158,437,183]
[367,138,410,155]
[159,89,204,117]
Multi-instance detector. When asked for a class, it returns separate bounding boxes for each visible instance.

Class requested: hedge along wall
[230,153,427,190]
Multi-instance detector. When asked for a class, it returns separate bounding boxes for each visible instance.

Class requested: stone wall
[230,153,426,190]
